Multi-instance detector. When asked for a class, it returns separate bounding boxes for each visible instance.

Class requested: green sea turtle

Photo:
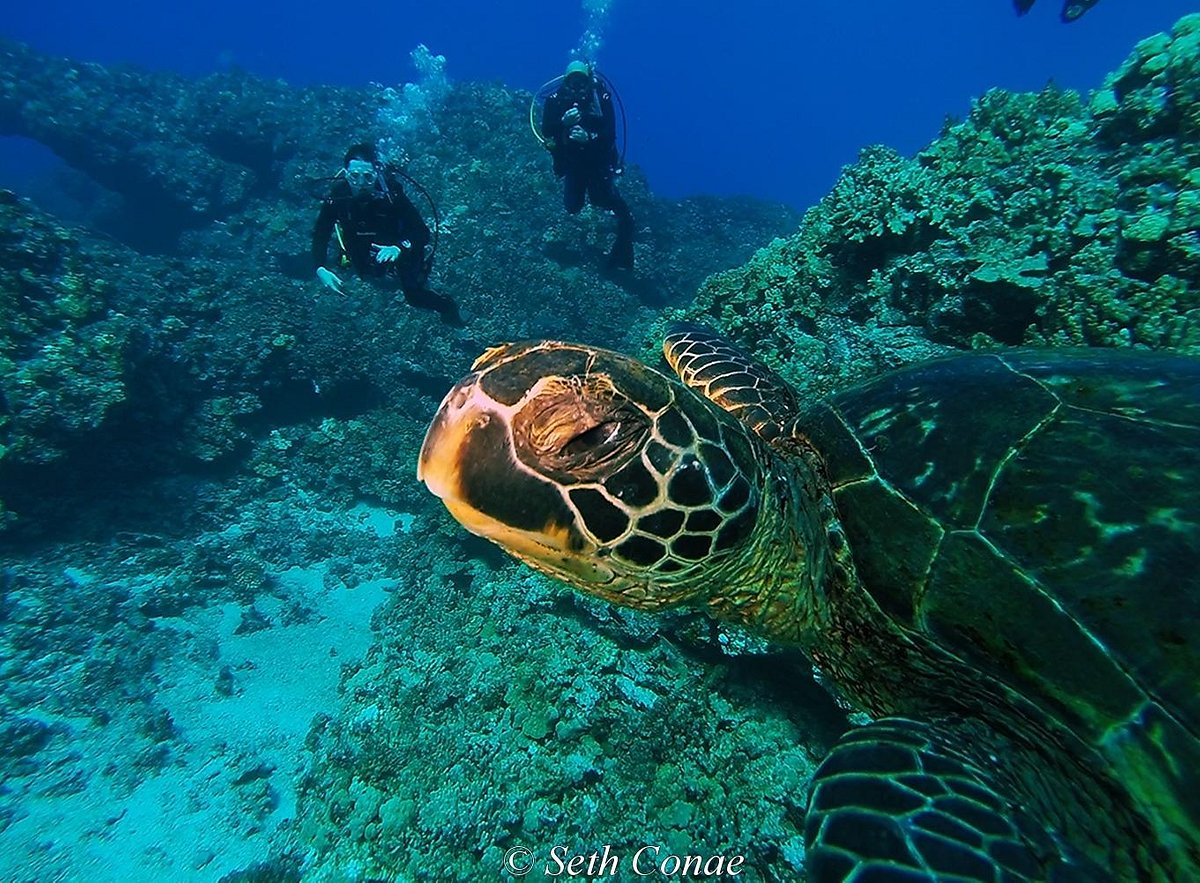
[418,325,1199,881]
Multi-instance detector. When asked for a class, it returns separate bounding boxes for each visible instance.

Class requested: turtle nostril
[445,376,481,412]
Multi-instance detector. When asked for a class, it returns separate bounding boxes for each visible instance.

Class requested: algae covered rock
[672,14,1200,395]
[0,190,135,467]
[294,528,833,881]
[0,40,796,534]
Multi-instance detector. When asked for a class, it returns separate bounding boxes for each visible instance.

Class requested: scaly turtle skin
[418,325,1199,881]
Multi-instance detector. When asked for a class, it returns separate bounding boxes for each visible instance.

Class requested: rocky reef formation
[0,34,805,883]
[0,39,336,231]
[294,515,835,881]
[664,14,1200,400]
[0,37,797,532]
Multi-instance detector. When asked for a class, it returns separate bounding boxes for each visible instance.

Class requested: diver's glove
[372,243,405,263]
[568,126,590,143]
[562,107,581,125]
[316,266,343,295]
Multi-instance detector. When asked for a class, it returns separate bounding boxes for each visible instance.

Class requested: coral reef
[0,191,134,470]
[0,31,802,883]
[667,14,1200,400]
[0,453,403,879]
[0,38,344,232]
[295,522,836,880]
[0,38,797,533]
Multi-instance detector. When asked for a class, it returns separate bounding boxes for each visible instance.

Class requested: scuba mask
[343,160,380,194]
[564,77,591,99]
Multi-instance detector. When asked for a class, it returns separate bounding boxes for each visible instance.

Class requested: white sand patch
[346,503,415,538]
[0,566,392,883]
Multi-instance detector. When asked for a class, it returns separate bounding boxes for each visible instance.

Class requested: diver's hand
[316,266,343,295]
[568,125,590,143]
[562,107,581,125]
[372,243,405,263]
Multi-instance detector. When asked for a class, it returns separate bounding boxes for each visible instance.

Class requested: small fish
[1013,0,1101,23]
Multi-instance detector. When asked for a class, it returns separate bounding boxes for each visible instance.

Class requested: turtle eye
[562,421,620,455]
[512,376,651,483]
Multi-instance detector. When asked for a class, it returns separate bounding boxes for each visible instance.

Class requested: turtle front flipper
[663,323,799,444]
[805,717,1107,882]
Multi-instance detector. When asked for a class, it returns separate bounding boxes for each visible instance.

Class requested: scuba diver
[312,144,463,326]
[540,60,635,271]
[1013,0,1100,22]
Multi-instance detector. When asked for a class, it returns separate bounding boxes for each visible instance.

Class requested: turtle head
[418,340,765,611]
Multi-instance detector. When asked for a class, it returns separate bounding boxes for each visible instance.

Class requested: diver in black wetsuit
[312,144,463,326]
[1013,0,1100,23]
[541,61,635,271]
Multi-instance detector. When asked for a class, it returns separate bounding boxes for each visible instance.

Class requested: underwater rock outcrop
[0,37,367,230]
[668,14,1200,400]
[0,40,797,533]
[0,45,804,871]
[293,522,835,881]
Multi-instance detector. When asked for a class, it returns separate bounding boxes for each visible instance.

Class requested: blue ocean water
[1,0,1195,209]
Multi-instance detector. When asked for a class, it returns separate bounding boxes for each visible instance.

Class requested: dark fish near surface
[1013,0,1101,22]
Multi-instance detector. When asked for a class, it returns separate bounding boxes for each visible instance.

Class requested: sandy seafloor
[0,501,403,881]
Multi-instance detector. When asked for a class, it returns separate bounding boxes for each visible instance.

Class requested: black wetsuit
[542,76,634,269]
[312,173,462,324]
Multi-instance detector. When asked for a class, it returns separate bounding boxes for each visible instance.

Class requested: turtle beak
[417,341,529,498]
[418,371,616,585]
[417,374,481,503]
[418,374,522,546]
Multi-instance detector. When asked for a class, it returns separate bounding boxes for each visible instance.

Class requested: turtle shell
[796,349,1200,822]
